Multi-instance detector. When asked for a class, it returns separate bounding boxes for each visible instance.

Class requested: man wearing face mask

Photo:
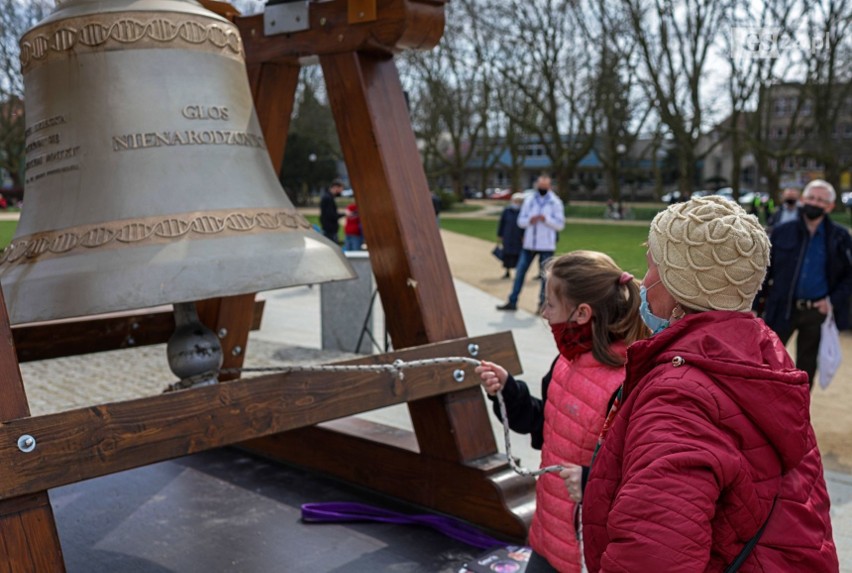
[756,179,852,390]
[497,175,565,312]
[765,187,800,231]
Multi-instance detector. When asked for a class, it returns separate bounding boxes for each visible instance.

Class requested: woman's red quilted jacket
[582,311,838,572]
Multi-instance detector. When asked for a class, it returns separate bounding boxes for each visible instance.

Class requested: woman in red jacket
[581,196,838,572]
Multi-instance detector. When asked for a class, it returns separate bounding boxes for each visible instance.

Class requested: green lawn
[0,221,16,248]
[440,218,651,277]
[306,214,650,276]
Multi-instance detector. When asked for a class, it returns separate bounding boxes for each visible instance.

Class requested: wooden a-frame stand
[0,0,535,569]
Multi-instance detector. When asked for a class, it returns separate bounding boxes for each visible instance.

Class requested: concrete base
[320,251,384,354]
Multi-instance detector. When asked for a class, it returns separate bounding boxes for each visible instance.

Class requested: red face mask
[550,309,593,361]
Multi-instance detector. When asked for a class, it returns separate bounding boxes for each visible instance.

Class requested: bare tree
[624,0,731,195]
[492,90,538,193]
[476,0,599,202]
[401,3,495,199]
[719,0,798,199]
[580,0,653,203]
[726,0,852,196]
[798,0,852,189]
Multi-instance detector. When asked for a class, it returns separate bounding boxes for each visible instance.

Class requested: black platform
[51,448,485,572]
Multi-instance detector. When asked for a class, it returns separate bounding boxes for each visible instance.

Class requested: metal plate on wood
[264,1,309,35]
[348,0,377,23]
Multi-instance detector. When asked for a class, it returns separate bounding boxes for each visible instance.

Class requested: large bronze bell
[0,0,354,325]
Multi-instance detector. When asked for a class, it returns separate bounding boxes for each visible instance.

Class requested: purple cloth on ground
[300,502,505,550]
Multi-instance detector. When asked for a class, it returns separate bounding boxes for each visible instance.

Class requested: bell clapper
[166,302,224,388]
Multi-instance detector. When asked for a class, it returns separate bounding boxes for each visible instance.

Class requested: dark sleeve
[497,210,507,238]
[319,194,340,227]
[829,224,852,317]
[486,357,557,450]
[319,195,332,225]
[581,465,590,493]
[753,225,780,313]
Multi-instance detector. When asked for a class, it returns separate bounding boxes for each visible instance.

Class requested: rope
[165,356,565,477]
[493,375,567,478]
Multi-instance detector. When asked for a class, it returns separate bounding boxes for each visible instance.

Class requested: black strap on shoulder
[724,495,778,573]
[606,386,621,413]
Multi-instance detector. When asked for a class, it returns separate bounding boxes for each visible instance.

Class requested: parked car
[714,188,737,203]
[737,190,764,206]
[842,191,852,208]
[661,191,683,204]
[487,188,513,200]
[341,188,354,198]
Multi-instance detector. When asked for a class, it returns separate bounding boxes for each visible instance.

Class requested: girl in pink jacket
[476,250,648,572]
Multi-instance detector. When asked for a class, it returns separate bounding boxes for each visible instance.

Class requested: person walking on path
[343,201,363,252]
[320,180,344,244]
[496,192,525,279]
[477,251,648,572]
[497,175,564,311]
[581,196,838,572]
[755,179,852,390]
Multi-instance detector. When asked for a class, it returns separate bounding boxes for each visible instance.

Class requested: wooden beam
[197,0,241,20]
[236,0,535,541]
[321,51,497,462]
[0,288,65,571]
[0,333,515,501]
[11,300,265,363]
[235,0,446,65]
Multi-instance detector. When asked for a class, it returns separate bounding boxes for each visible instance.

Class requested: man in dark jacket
[319,180,343,244]
[756,179,852,389]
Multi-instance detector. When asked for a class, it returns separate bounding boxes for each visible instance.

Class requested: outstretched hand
[560,464,583,502]
[475,360,508,396]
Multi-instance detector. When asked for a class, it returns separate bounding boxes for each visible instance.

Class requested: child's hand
[559,464,583,502]
[475,361,508,396]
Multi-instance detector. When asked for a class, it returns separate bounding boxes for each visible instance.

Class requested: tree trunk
[606,167,620,202]
[729,136,742,197]
[822,158,841,192]
[556,170,572,205]
[678,152,695,197]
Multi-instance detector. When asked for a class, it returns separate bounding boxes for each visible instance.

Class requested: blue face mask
[640,283,670,335]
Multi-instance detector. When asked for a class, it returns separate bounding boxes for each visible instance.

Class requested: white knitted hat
[648,196,770,312]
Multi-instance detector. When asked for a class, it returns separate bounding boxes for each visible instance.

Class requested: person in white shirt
[497,175,566,312]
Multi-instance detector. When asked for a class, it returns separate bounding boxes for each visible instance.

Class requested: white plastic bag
[818,311,842,390]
